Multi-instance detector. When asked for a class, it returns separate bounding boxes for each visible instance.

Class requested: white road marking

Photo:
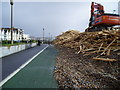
[0,45,49,87]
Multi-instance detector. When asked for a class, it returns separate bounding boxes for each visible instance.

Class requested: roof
[1,28,23,31]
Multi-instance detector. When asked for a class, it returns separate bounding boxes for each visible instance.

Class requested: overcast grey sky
[2,1,119,37]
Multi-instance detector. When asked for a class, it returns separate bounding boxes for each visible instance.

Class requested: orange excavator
[85,2,120,32]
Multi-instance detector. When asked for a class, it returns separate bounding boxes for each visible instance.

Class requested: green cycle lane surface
[2,45,58,88]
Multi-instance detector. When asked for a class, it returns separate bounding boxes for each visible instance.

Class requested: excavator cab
[86,2,120,32]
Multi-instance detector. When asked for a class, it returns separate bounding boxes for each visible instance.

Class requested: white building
[23,34,30,40]
[0,28,23,41]
[29,36,37,40]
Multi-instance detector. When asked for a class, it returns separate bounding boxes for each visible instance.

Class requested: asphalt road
[2,44,48,80]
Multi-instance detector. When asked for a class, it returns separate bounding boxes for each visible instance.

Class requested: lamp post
[48,33,50,41]
[48,33,50,44]
[43,28,44,44]
[51,35,52,41]
[10,0,14,44]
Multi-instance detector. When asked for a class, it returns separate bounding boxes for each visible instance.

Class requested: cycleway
[2,44,48,80]
[1,45,58,88]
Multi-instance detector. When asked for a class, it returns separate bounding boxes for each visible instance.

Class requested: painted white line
[0,45,49,87]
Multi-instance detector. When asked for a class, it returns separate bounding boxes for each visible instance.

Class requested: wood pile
[53,29,120,61]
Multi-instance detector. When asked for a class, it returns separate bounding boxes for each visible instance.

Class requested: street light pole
[10,0,14,45]
[51,35,52,41]
[43,28,44,44]
[48,33,50,44]
[49,33,50,41]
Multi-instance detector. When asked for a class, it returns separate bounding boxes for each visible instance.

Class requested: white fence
[0,43,37,58]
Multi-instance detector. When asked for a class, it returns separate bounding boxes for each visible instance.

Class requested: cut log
[93,57,117,62]
[101,39,116,55]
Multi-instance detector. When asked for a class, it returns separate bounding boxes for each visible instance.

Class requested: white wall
[0,43,37,58]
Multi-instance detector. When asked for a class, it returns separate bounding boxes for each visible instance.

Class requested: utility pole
[10,0,14,45]
[51,35,52,41]
[48,33,50,44]
[49,33,50,41]
[43,28,44,44]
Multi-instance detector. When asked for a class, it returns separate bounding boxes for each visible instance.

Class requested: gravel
[54,46,120,88]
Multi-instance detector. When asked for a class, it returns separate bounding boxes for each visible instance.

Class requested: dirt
[54,45,120,88]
